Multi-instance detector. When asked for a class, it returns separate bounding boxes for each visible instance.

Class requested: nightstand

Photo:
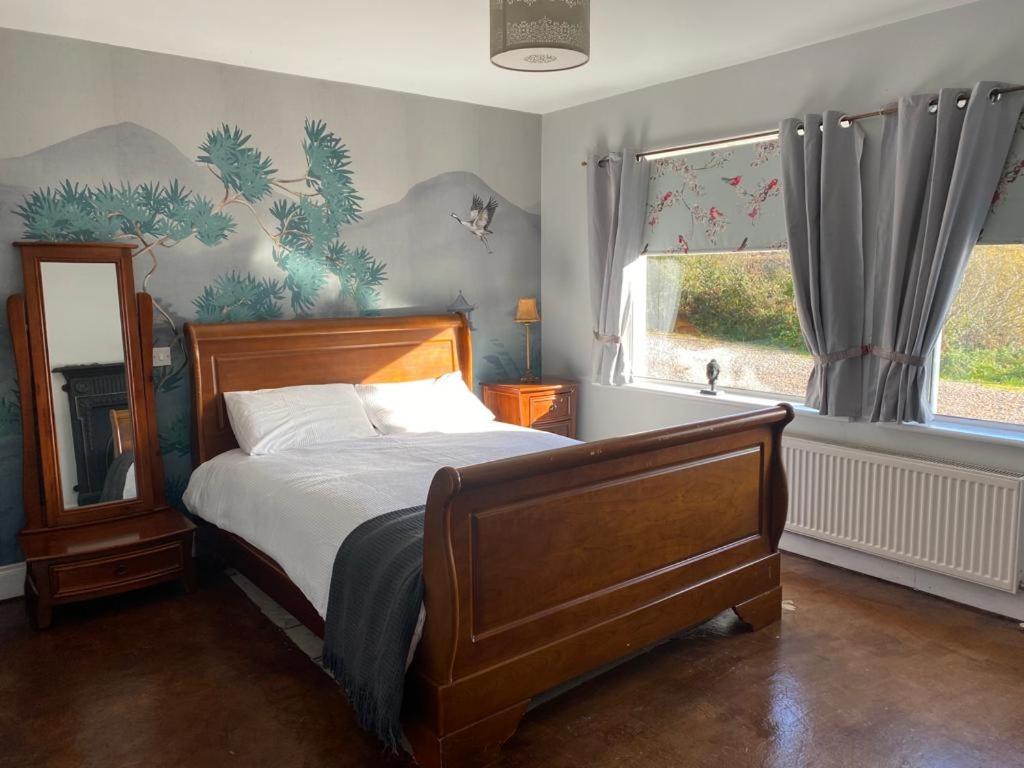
[481,379,578,438]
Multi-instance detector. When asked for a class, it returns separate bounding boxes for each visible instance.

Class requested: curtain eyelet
[838,116,852,128]
[796,124,805,136]
[927,99,938,114]
[956,94,969,109]
[989,88,1003,104]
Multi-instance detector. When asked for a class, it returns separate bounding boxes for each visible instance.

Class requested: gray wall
[540,0,1024,613]
[0,29,542,565]
[541,0,1024,468]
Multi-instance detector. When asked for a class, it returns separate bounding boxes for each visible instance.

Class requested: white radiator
[783,437,1024,593]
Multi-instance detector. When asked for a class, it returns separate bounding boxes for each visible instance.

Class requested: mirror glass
[40,262,137,509]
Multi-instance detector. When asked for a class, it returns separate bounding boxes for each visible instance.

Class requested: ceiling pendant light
[490,0,590,72]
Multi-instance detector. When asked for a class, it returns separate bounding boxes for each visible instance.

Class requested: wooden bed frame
[185,313,793,768]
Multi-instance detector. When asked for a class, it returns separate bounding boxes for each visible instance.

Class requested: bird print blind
[642,114,1023,254]
[980,111,1024,244]
[643,136,787,255]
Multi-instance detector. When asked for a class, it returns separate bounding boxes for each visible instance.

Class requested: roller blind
[642,115,1021,254]
[643,136,787,255]
[980,113,1024,244]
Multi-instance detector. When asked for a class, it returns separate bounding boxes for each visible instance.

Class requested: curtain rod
[581,83,1024,167]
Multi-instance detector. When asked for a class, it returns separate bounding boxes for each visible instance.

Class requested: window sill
[619,378,1024,450]
[878,418,1024,450]
[622,377,826,419]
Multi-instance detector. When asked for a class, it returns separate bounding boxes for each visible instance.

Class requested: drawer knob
[114,563,129,577]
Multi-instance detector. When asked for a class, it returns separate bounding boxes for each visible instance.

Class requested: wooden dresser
[9,242,195,629]
[481,379,578,438]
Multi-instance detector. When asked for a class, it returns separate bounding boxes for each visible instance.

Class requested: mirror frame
[18,242,157,527]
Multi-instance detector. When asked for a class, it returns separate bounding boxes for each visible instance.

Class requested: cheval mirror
[9,242,194,629]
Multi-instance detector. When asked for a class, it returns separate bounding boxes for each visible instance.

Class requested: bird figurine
[701,359,721,396]
[451,194,498,254]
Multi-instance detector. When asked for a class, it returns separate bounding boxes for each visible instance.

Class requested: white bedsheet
[183,422,577,619]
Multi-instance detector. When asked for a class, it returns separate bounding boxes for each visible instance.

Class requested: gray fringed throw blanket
[322,504,425,751]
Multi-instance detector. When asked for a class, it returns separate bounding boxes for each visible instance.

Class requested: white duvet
[183,422,577,619]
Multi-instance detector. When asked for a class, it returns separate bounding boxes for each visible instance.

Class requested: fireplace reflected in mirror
[40,261,137,509]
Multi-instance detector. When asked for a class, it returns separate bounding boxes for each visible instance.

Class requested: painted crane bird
[451,194,498,254]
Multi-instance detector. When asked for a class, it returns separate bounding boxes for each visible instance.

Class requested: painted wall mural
[450,195,499,254]
[0,28,542,565]
[16,120,385,316]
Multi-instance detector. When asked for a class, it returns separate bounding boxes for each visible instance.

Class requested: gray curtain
[866,83,1024,423]
[588,151,649,385]
[780,111,866,417]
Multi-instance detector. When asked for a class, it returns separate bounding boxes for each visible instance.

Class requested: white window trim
[929,328,1024,436]
[628,375,816,418]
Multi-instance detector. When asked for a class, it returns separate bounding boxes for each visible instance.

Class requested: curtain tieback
[812,345,926,368]
[813,345,869,365]
[593,331,621,344]
[868,346,927,367]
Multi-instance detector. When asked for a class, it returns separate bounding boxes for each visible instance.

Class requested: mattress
[183,422,578,619]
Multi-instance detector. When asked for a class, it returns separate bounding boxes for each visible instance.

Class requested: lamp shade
[514,297,540,323]
[490,0,590,72]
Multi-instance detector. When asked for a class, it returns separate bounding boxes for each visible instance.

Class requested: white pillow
[356,372,495,434]
[224,383,377,455]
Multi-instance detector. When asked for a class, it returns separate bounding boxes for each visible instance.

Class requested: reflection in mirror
[40,262,137,509]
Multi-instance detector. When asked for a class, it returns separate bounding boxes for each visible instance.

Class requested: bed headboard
[185,313,473,464]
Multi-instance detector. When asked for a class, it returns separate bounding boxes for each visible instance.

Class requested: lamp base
[519,320,538,385]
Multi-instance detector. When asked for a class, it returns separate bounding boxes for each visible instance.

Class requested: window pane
[642,250,812,399]
[936,243,1024,425]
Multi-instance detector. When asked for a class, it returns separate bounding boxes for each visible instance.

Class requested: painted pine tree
[0,394,19,440]
[15,119,386,317]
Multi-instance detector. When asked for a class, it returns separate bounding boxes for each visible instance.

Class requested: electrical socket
[152,347,172,367]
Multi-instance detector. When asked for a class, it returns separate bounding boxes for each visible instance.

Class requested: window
[640,249,811,400]
[635,125,1024,429]
[639,243,1024,424]
[935,243,1024,426]
[636,133,804,399]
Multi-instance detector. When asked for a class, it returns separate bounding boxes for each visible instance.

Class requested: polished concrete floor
[2,555,1023,768]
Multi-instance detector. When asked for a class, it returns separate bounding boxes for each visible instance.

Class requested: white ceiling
[0,0,979,114]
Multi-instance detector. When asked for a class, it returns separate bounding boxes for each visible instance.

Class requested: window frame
[632,251,812,404]
[929,243,1024,431]
[632,250,1024,435]
[635,125,1023,432]
[929,330,1024,438]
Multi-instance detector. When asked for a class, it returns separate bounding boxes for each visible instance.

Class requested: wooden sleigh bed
[185,313,793,768]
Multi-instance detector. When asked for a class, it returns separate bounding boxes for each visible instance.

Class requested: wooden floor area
[2,554,1023,767]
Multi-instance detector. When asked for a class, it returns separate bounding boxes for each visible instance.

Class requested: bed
[184,313,793,768]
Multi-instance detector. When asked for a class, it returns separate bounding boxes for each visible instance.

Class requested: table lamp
[514,297,540,383]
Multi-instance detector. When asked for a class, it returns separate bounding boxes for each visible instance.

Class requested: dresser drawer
[529,392,573,425]
[50,542,185,599]
[535,420,574,437]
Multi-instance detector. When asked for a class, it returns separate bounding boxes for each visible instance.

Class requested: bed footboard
[404,405,793,768]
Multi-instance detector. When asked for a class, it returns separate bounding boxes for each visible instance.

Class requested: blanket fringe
[322,649,403,753]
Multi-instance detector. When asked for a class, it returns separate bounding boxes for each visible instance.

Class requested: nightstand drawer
[50,542,185,599]
[529,392,573,425]
[536,420,574,437]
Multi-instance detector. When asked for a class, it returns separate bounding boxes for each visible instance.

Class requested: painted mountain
[0,121,541,564]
